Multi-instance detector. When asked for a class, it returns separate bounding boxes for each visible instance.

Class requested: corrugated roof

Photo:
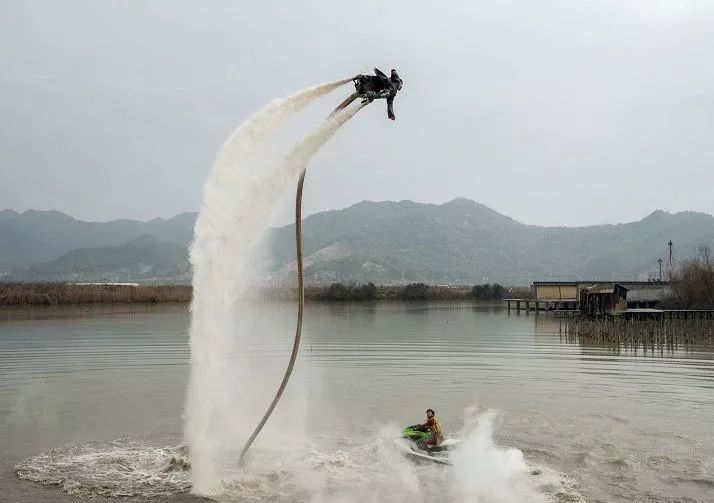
[532,281,669,287]
[581,283,629,294]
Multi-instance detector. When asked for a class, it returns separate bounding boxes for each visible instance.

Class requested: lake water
[1,303,712,502]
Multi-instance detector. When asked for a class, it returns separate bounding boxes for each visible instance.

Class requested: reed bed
[563,316,714,351]
[0,282,192,306]
[1,281,524,306]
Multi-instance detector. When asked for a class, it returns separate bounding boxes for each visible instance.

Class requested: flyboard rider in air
[331,68,403,120]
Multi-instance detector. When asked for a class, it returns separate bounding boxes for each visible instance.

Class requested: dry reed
[0,282,192,306]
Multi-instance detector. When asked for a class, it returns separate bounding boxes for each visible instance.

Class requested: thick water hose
[238,101,366,466]
[238,168,306,465]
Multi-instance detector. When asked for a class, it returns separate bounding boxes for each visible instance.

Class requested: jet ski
[392,425,458,465]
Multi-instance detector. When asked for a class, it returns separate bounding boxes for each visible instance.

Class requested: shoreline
[0,282,529,307]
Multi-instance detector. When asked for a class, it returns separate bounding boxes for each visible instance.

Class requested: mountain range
[2,200,714,285]
[0,209,194,269]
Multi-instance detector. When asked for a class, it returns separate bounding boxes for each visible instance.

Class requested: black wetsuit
[354,68,403,120]
[362,68,390,100]
[386,70,403,120]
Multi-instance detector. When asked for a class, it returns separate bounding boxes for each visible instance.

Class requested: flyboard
[393,426,458,466]
[328,92,359,119]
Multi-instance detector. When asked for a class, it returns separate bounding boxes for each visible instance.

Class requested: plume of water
[264,102,366,203]
[185,79,362,495]
[190,77,352,308]
[450,408,545,503]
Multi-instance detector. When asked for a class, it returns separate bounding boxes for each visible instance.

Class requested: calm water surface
[0,303,712,502]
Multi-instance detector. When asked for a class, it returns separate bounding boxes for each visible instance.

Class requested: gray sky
[2,0,712,226]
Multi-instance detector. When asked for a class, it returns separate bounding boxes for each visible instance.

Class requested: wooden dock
[506,298,578,313]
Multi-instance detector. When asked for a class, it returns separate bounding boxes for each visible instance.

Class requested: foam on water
[15,440,191,498]
[14,411,586,502]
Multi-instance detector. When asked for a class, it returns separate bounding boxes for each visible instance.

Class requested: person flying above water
[353,68,403,120]
[416,408,444,448]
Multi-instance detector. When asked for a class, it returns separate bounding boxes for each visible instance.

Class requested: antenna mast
[666,241,673,281]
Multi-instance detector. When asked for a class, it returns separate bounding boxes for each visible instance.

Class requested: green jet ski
[393,425,459,465]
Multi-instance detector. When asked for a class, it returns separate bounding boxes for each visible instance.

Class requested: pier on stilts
[506,298,578,315]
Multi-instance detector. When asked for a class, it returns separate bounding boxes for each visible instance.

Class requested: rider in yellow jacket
[417,408,444,448]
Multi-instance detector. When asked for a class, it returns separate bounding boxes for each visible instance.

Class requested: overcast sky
[1,0,712,226]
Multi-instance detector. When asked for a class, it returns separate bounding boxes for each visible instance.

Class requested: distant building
[531,280,673,312]
[625,284,672,308]
[579,284,628,316]
[532,282,578,302]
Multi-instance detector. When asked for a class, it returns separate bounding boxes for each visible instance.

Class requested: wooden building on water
[507,280,672,313]
[506,280,714,320]
[578,284,628,316]
[504,281,579,312]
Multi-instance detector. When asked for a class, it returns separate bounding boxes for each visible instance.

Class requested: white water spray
[185,79,362,494]
[15,409,582,502]
[451,408,546,503]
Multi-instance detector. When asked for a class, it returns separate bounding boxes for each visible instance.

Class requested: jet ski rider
[417,408,444,448]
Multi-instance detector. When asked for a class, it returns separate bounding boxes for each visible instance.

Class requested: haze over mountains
[2,200,713,285]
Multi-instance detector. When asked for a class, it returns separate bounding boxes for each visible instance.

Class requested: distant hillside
[3,201,714,284]
[263,200,714,284]
[0,209,195,269]
[17,235,190,283]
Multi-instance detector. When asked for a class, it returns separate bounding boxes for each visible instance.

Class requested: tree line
[671,244,714,308]
[310,282,508,301]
